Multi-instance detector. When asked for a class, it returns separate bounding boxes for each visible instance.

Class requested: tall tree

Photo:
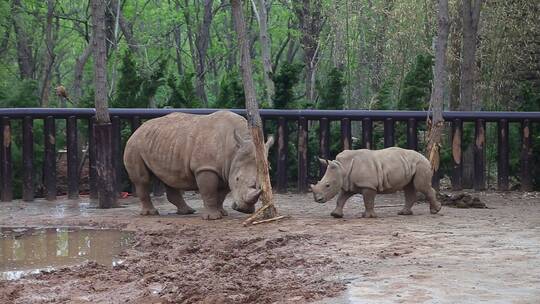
[231,0,280,225]
[293,0,325,106]
[40,0,57,107]
[11,0,35,80]
[426,0,450,175]
[91,0,116,208]
[460,0,482,111]
[251,0,275,107]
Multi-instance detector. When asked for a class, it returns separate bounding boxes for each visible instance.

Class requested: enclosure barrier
[0,108,539,202]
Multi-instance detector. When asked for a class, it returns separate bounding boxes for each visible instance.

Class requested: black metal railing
[0,108,539,202]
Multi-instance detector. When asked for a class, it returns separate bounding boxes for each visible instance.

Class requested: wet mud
[0,191,539,303]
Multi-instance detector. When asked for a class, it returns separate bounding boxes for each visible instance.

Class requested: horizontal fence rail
[0,108,538,202]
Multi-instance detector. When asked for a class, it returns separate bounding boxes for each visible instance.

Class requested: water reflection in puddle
[0,227,133,280]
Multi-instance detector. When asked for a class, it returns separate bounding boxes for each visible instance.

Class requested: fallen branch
[251,215,289,225]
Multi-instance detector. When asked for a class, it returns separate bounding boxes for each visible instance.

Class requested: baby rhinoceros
[123,111,274,220]
[311,147,442,218]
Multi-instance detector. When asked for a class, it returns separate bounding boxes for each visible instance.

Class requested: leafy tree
[398,54,434,110]
[215,70,244,108]
[166,73,201,108]
[273,62,303,109]
[114,51,144,108]
[317,67,345,110]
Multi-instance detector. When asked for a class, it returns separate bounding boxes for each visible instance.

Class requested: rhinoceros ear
[233,129,249,147]
[318,157,329,167]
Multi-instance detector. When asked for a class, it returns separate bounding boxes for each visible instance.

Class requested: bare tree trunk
[12,0,35,79]
[91,0,116,209]
[72,39,93,105]
[231,0,278,225]
[251,0,275,107]
[460,0,482,188]
[40,0,56,107]
[460,0,482,111]
[426,0,449,174]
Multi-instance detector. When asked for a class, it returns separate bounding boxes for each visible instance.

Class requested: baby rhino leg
[398,182,416,215]
[361,189,378,218]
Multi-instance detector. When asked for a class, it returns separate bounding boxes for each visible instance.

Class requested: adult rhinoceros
[123,111,274,220]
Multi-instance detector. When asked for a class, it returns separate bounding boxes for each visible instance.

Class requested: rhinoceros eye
[236,177,240,181]
[325,184,330,188]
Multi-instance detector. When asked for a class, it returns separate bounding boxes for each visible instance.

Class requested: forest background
[0,0,539,196]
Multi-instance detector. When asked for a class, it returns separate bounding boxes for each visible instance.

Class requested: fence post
[88,118,98,200]
[276,117,288,193]
[0,117,12,202]
[319,118,330,176]
[407,118,418,151]
[520,119,533,191]
[384,118,395,148]
[451,119,463,190]
[497,119,509,191]
[67,116,79,199]
[22,116,34,202]
[297,117,308,193]
[111,116,122,196]
[44,116,56,201]
[130,116,141,196]
[341,118,352,150]
[473,119,486,191]
[94,122,117,208]
[362,118,373,149]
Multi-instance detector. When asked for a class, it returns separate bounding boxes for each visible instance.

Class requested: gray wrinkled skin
[123,111,274,220]
[311,147,442,218]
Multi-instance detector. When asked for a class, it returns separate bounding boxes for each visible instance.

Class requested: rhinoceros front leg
[165,186,196,215]
[361,189,378,218]
[331,191,353,218]
[195,171,224,220]
[217,189,229,216]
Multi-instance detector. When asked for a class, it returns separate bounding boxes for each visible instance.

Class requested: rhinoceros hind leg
[166,187,196,215]
[361,189,378,218]
[398,182,416,215]
[196,171,223,220]
[426,188,442,214]
[135,183,159,216]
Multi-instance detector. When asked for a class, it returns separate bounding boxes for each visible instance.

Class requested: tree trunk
[12,0,35,79]
[426,0,449,176]
[91,0,116,209]
[72,39,93,105]
[460,0,482,188]
[40,0,56,107]
[231,0,278,224]
[252,0,275,107]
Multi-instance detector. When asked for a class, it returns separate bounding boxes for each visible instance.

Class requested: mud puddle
[0,227,133,280]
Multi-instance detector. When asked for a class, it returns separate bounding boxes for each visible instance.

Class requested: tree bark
[231,0,278,224]
[12,0,35,79]
[72,39,93,105]
[460,0,482,111]
[40,0,57,107]
[426,0,449,173]
[252,0,275,107]
[91,0,116,208]
[460,0,482,188]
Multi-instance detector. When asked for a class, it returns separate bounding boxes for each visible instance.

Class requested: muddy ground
[0,191,539,304]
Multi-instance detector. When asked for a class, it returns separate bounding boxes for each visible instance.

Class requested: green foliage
[273,62,303,109]
[0,80,40,108]
[517,83,540,189]
[166,73,201,108]
[398,54,433,110]
[113,51,166,108]
[372,80,394,110]
[317,67,345,110]
[215,70,244,108]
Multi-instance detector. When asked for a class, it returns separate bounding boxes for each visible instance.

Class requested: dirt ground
[1,190,540,304]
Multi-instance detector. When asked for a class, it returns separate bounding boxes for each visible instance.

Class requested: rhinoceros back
[123,111,249,190]
[337,147,431,193]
